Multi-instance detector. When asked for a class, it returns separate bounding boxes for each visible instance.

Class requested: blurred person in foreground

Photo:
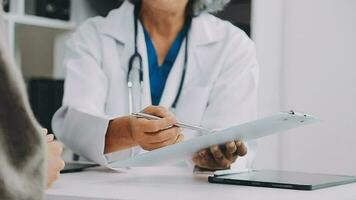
[0,1,64,199]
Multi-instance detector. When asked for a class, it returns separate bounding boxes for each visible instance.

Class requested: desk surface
[46,167,356,200]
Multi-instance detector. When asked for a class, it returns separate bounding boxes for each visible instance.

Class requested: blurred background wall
[253,0,356,175]
[251,0,284,171]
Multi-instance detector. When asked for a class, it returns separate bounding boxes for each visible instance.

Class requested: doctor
[52,0,259,171]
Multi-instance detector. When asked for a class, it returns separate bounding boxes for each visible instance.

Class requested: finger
[150,132,181,147]
[46,134,54,142]
[193,156,211,169]
[198,149,209,157]
[225,141,237,154]
[192,152,207,165]
[210,145,231,169]
[193,151,219,170]
[225,141,237,160]
[52,172,60,182]
[143,106,175,118]
[144,133,183,151]
[47,172,60,188]
[235,140,248,156]
[139,116,176,133]
[141,106,177,131]
[56,159,66,171]
[144,127,180,144]
[42,128,48,136]
[174,133,184,143]
[49,141,64,156]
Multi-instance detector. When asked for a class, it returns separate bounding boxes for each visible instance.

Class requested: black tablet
[208,170,356,190]
[60,162,99,174]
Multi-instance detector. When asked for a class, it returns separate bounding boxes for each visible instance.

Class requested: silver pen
[131,112,211,134]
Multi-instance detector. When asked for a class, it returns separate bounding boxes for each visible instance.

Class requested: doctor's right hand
[105,106,184,153]
[129,106,184,151]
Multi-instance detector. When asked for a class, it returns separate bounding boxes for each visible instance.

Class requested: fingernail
[211,146,219,151]
[42,128,48,135]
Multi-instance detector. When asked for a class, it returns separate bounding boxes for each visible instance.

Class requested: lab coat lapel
[159,39,186,108]
[137,21,152,109]
[101,1,152,110]
[159,15,222,109]
[101,1,134,47]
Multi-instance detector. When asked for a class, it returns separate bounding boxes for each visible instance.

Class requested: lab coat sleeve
[201,31,259,171]
[52,18,112,165]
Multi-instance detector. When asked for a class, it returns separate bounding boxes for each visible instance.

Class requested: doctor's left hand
[192,140,247,170]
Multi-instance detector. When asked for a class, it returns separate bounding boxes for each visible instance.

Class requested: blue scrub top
[143,24,189,106]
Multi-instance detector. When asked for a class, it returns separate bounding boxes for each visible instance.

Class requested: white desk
[46,167,356,200]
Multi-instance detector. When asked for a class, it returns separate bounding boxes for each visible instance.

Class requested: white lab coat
[52,1,259,170]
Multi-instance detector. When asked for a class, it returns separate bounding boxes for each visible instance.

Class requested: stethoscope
[127,1,193,114]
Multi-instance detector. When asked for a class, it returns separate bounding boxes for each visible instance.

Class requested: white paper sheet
[108,111,318,168]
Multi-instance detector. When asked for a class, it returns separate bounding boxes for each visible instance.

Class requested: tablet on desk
[208,170,356,190]
[60,162,99,173]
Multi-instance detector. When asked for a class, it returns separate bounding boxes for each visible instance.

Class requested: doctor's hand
[130,106,184,151]
[192,140,247,170]
[105,106,184,153]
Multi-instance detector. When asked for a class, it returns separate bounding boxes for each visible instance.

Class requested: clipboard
[108,111,318,168]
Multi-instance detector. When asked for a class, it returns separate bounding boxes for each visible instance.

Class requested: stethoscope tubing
[127,1,193,111]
